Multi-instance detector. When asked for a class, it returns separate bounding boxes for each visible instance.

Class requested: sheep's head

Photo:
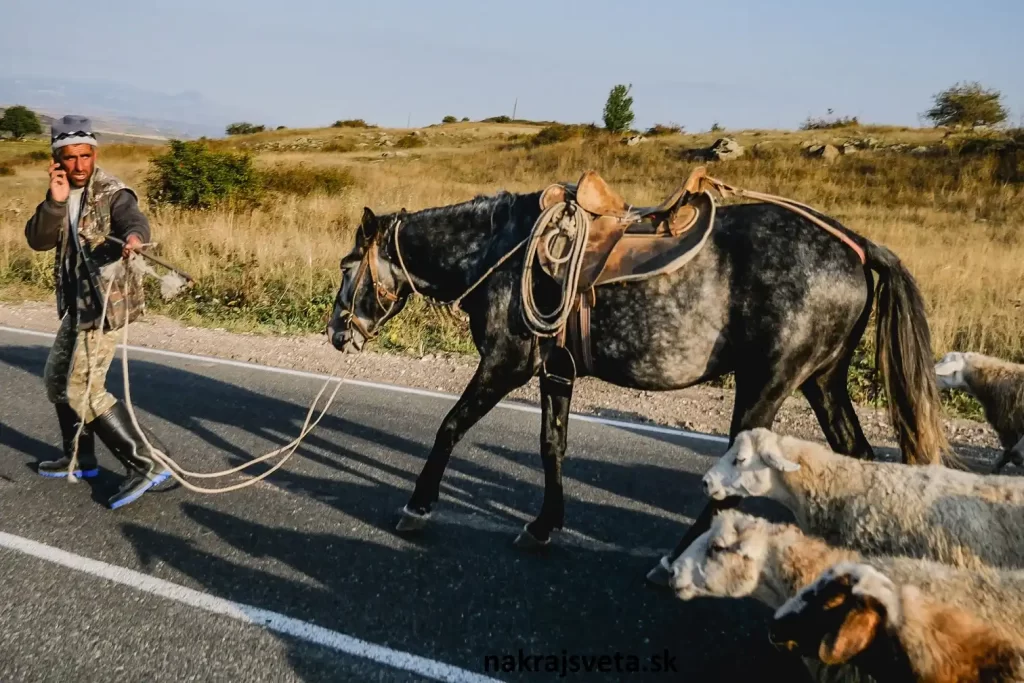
[702,428,800,501]
[934,351,973,392]
[669,509,771,601]
[769,562,900,665]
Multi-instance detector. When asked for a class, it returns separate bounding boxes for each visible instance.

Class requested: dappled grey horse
[325,175,951,584]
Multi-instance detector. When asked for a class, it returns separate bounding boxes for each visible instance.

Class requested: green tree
[442,115,457,124]
[602,84,634,134]
[0,105,43,139]
[924,82,1008,129]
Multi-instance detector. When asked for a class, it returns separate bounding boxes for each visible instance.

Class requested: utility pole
[512,98,517,120]
[407,112,411,128]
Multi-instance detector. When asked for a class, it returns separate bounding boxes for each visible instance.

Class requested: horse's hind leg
[398,346,534,533]
[800,358,875,460]
[992,436,1024,474]
[646,362,807,586]
[514,346,575,550]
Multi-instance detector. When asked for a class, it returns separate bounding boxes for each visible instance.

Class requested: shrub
[645,123,683,136]
[0,164,14,176]
[0,105,43,139]
[602,84,634,134]
[332,119,374,128]
[482,115,512,123]
[529,123,601,147]
[442,115,457,124]
[801,111,860,130]
[145,139,262,209]
[225,122,266,135]
[394,134,425,149]
[925,82,1008,129]
[461,117,469,122]
[259,165,354,196]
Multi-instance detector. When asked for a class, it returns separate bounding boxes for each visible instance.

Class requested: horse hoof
[645,556,674,588]
[395,505,430,532]
[513,525,550,551]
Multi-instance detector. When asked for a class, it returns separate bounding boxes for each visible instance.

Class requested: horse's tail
[863,241,957,468]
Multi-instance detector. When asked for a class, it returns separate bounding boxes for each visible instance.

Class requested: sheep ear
[818,605,881,664]
[760,434,801,472]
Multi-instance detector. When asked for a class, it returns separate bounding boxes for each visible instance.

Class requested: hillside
[1,118,1021,423]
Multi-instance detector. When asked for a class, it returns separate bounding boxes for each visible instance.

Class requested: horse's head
[327,207,411,353]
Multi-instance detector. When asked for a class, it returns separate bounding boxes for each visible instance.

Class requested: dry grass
[2,124,1022,402]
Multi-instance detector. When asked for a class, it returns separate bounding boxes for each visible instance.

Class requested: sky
[3,0,1022,132]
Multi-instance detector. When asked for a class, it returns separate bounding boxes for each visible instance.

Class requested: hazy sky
[4,0,1022,131]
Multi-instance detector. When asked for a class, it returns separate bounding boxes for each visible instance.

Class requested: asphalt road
[0,327,811,682]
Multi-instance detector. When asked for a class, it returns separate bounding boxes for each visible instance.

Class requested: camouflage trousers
[43,313,120,422]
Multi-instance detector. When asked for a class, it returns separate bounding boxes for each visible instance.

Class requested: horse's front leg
[514,346,575,550]
[397,346,534,532]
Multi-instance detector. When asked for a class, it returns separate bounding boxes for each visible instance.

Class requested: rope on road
[66,250,351,493]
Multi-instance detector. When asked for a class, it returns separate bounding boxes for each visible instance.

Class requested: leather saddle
[535,166,717,295]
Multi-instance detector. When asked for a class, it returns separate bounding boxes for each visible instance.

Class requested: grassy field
[2,120,1022,418]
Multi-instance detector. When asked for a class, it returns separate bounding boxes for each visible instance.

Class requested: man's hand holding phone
[48,162,70,203]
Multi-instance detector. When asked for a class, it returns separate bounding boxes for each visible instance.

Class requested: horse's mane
[387,189,542,230]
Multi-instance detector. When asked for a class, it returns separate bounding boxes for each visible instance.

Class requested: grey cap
[51,114,99,151]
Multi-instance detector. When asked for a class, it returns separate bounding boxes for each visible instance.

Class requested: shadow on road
[121,501,814,683]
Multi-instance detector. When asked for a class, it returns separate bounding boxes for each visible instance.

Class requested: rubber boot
[37,402,100,479]
[89,401,173,510]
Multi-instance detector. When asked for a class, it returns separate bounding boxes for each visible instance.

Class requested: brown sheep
[769,562,1024,683]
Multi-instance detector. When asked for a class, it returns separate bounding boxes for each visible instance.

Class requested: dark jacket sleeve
[24,192,66,252]
[109,189,151,245]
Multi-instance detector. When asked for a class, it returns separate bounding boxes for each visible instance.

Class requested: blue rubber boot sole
[109,470,173,510]
[38,467,100,479]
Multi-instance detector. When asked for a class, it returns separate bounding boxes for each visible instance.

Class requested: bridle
[335,218,405,344]
[333,194,533,345]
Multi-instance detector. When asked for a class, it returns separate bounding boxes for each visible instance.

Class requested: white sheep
[669,509,1024,635]
[935,351,1024,473]
[700,428,1024,571]
[769,562,1024,683]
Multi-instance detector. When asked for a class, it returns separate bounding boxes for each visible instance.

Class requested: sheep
[700,427,1024,570]
[668,509,1024,683]
[769,562,1024,683]
[935,351,1024,473]
[669,509,1024,635]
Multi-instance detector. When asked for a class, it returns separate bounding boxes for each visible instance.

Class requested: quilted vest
[56,167,146,330]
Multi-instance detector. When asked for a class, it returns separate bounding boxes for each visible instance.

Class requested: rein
[65,248,352,492]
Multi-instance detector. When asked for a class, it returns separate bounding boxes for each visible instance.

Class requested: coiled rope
[519,200,591,337]
[66,249,350,493]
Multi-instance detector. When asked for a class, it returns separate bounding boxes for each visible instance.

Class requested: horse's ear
[361,207,376,226]
[359,207,378,240]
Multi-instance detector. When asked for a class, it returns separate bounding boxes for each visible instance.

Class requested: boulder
[707,137,744,160]
[805,143,841,162]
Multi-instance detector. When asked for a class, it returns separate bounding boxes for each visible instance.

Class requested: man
[24,114,173,510]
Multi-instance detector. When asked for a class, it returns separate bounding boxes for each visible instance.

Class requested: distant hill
[0,76,255,140]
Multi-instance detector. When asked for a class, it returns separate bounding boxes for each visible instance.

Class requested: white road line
[0,530,502,683]
[0,325,730,444]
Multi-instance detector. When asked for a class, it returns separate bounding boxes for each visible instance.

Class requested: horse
[325,180,953,585]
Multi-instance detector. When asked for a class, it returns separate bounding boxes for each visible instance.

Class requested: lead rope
[67,249,351,493]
